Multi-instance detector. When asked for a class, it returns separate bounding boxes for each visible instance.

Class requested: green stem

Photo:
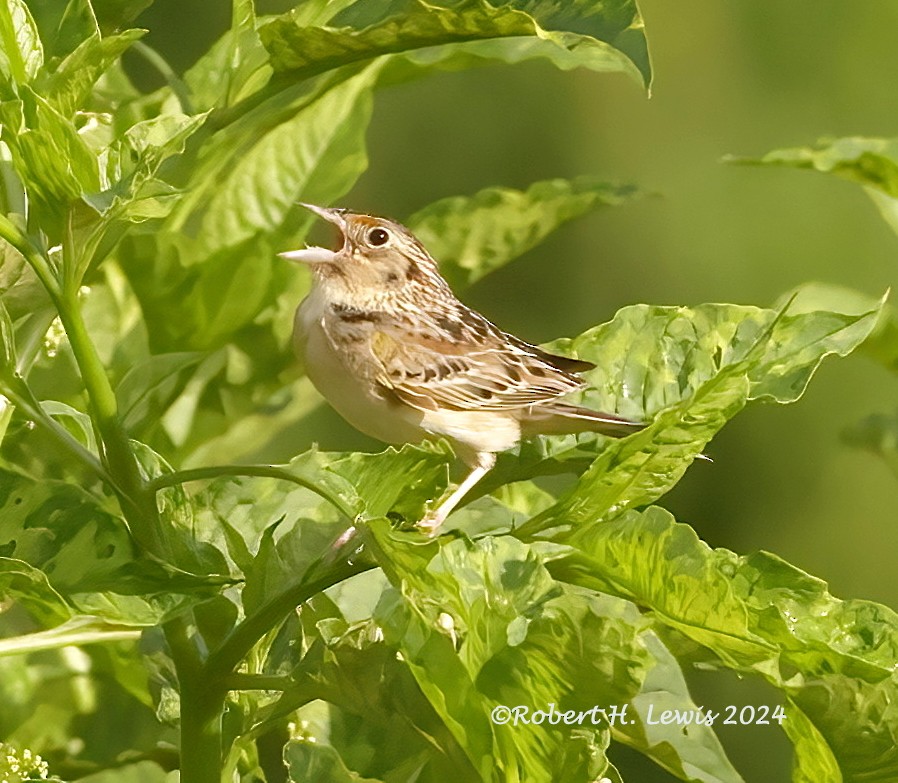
[147,464,358,520]
[167,619,225,783]
[56,291,167,553]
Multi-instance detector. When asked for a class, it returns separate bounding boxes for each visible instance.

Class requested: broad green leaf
[729,137,898,238]
[519,295,881,536]
[40,29,146,118]
[183,0,270,110]
[552,505,898,782]
[0,465,224,624]
[407,178,643,288]
[260,0,650,89]
[369,526,734,782]
[0,0,44,86]
[37,0,100,60]
[0,86,100,226]
[196,61,383,258]
[328,441,450,521]
[121,65,381,352]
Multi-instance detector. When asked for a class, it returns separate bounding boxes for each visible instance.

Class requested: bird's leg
[418,452,496,536]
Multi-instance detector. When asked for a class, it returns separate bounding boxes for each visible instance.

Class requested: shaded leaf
[285,740,384,782]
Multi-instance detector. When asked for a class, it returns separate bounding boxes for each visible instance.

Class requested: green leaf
[0,465,224,624]
[37,0,100,60]
[40,28,146,117]
[183,0,270,110]
[553,505,898,782]
[369,526,734,782]
[407,178,643,288]
[0,0,44,86]
[519,294,882,536]
[260,0,650,89]
[728,137,898,238]
[194,61,382,259]
[0,556,71,625]
[0,86,100,226]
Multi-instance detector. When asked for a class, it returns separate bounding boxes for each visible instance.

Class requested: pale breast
[294,294,426,446]
[294,292,524,462]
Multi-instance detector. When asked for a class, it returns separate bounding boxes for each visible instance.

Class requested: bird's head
[279,204,446,303]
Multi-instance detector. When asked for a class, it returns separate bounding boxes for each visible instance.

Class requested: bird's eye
[367,227,389,247]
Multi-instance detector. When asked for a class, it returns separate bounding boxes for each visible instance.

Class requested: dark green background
[129,2,898,779]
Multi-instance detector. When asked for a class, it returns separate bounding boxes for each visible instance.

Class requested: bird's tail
[521,402,644,438]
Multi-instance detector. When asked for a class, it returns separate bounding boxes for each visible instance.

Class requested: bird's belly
[297,318,425,446]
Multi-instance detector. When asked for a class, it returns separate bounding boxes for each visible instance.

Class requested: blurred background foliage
[9,0,893,779]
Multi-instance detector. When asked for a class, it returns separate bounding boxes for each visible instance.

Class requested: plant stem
[147,464,358,520]
[56,291,167,555]
[167,619,226,783]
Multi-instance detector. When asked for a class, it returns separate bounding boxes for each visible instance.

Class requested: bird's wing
[331,305,590,414]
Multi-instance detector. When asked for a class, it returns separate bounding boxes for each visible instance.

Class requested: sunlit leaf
[40,29,146,117]
[0,0,44,86]
[407,178,643,288]
[369,525,737,782]
[519,295,882,536]
[552,505,898,782]
[729,136,898,238]
[261,0,650,89]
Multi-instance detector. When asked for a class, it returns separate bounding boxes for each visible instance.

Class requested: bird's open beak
[278,203,347,265]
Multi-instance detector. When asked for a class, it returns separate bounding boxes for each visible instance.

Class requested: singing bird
[280,204,642,534]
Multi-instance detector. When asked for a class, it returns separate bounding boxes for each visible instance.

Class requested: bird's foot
[416,507,447,537]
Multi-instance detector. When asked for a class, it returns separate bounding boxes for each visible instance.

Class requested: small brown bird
[280,204,642,534]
